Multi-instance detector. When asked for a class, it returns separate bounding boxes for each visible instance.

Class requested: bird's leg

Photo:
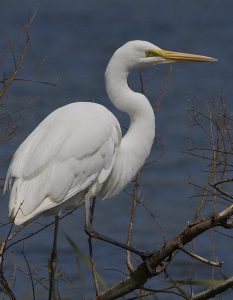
[48,215,59,300]
[85,198,150,261]
[85,197,100,296]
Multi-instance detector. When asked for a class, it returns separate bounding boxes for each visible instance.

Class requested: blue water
[1,0,233,299]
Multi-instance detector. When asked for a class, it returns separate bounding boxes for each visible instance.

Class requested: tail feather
[3,164,13,194]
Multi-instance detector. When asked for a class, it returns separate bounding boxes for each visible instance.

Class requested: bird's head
[114,40,217,70]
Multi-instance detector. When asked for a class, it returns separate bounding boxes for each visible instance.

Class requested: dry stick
[136,198,166,244]
[206,101,229,285]
[96,204,233,300]
[22,250,36,300]
[0,9,37,102]
[163,271,189,299]
[5,208,78,251]
[207,104,218,226]
[0,275,16,300]
[192,276,233,300]
[0,207,21,300]
[179,247,222,268]
[153,64,173,112]
[0,28,30,100]
[13,78,57,87]
[126,173,140,273]
[213,178,233,200]
[142,287,188,299]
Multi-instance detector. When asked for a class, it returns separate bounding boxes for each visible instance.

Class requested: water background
[1,1,233,299]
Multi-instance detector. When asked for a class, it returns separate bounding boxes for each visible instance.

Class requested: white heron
[4,40,216,296]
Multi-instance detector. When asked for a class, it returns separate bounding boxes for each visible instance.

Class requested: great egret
[4,40,216,296]
[5,40,216,225]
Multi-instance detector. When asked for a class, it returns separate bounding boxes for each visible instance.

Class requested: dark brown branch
[96,204,233,300]
[0,274,16,300]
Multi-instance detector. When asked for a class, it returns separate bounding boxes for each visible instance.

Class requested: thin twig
[5,208,78,251]
[22,249,36,300]
[179,247,223,267]
[0,27,30,100]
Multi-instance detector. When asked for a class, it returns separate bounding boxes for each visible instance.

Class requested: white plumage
[6,103,121,224]
[4,40,216,225]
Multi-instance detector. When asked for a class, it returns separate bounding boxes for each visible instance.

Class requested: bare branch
[96,204,233,300]
[22,250,36,300]
[0,28,30,100]
[192,276,233,300]
[179,247,223,268]
[4,208,78,251]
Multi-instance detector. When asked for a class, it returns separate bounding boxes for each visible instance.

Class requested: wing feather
[5,102,121,225]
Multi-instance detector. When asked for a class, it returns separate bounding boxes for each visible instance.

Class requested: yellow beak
[148,49,217,62]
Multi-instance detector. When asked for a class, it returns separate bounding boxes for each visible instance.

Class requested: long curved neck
[102,58,155,197]
[105,58,155,126]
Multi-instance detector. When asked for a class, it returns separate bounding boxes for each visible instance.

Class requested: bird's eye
[145,50,155,57]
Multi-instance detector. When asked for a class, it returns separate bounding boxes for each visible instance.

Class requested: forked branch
[96,204,233,300]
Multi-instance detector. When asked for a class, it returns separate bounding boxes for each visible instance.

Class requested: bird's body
[5,40,216,226]
[6,102,121,224]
